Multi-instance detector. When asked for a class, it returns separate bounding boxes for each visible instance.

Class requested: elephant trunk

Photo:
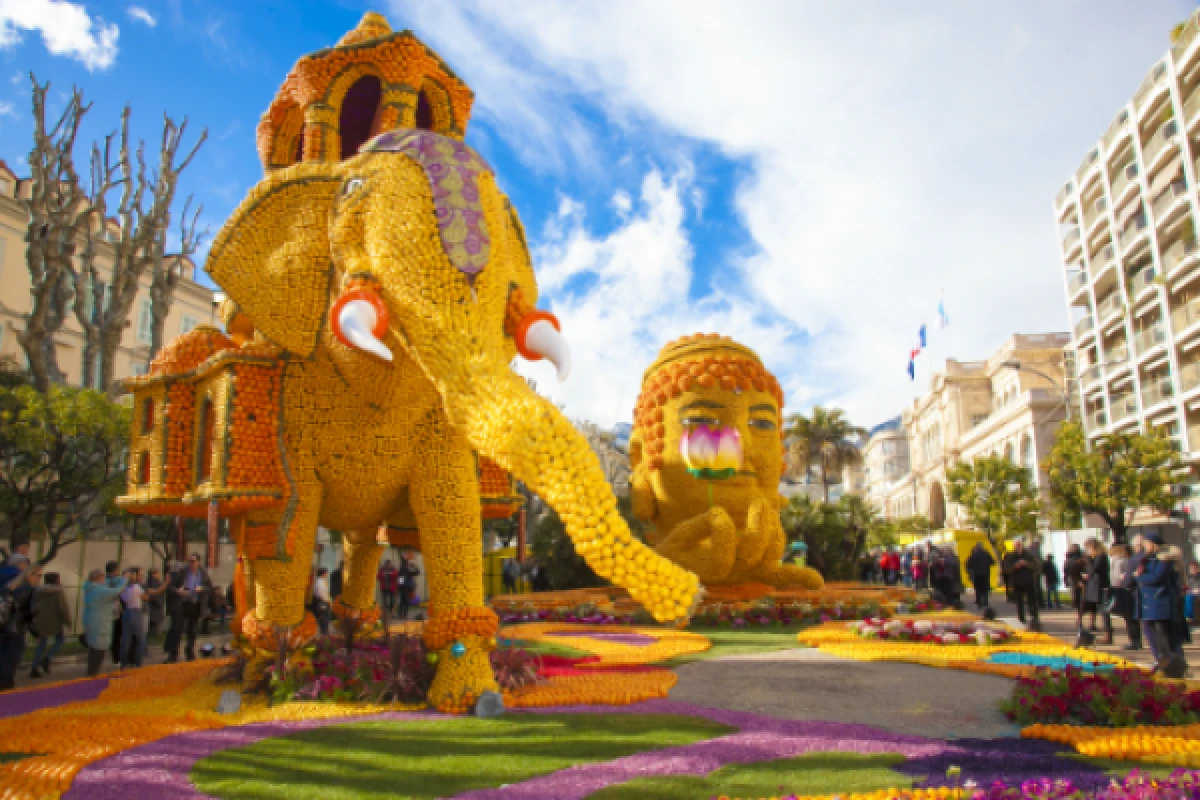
[453,366,701,623]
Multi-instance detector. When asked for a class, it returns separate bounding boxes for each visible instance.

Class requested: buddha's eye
[748,418,777,431]
[681,416,720,429]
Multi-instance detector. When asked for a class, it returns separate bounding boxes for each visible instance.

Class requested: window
[882,441,896,456]
[89,280,107,325]
[131,362,148,377]
[0,238,6,281]
[137,299,153,344]
[137,451,151,485]
[971,413,988,428]
[1021,435,1035,470]
[1004,442,1015,463]
[180,315,200,336]
[141,398,155,434]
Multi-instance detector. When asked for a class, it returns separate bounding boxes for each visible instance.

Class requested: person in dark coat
[397,555,419,620]
[1081,538,1113,645]
[1134,531,1188,675]
[1002,539,1041,630]
[164,555,212,663]
[0,554,36,691]
[1042,556,1062,610]
[965,543,995,608]
[1063,544,1087,628]
[329,561,345,600]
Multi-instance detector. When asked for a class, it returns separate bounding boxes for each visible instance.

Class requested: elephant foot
[240,612,319,652]
[427,635,500,713]
[422,607,501,713]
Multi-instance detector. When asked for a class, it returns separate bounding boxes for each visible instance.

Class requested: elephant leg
[244,475,324,642]
[339,529,385,612]
[410,430,499,712]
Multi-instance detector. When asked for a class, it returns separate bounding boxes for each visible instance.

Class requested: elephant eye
[341,178,364,198]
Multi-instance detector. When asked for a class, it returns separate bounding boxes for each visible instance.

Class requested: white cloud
[518,168,798,426]
[0,0,118,70]
[396,0,1195,427]
[0,101,14,117]
[126,6,156,28]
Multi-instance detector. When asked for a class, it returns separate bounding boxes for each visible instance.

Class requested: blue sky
[0,1,1196,427]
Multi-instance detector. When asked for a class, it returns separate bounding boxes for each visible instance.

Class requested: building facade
[0,161,218,387]
[878,334,1071,527]
[861,416,911,514]
[1056,13,1200,475]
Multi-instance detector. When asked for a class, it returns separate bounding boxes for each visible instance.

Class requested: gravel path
[668,648,1020,739]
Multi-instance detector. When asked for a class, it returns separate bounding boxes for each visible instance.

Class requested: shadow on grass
[588,752,911,800]
[191,713,732,800]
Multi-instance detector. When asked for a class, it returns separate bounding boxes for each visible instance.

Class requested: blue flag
[938,299,949,330]
[906,359,915,381]
[919,324,927,348]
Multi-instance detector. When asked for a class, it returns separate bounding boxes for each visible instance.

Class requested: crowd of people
[861,531,1196,676]
[0,546,230,690]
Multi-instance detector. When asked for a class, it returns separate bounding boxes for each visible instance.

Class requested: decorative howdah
[630,334,824,589]
[118,13,701,713]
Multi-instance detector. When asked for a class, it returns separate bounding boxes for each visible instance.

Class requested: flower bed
[853,617,1013,646]
[1003,668,1200,729]
[716,768,1200,800]
[797,621,1134,679]
[501,623,711,665]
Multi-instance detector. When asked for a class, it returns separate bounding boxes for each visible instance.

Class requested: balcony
[1111,391,1139,421]
[1106,342,1131,364]
[1190,424,1200,453]
[1090,409,1108,429]
[1111,162,1139,201]
[1067,270,1088,295]
[1188,89,1200,127]
[1083,196,1108,233]
[1103,109,1132,151]
[1079,363,1102,385]
[1074,315,1095,339]
[1097,290,1126,322]
[1119,213,1150,250]
[1135,324,1168,353]
[1163,236,1199,275]
[1172,297,1200,334]
[1142,118,1180,168]
[1076,147,1101,186]
[1152,178,1188,221]
[1128,266,1158,298]
[1062,227,1082,254]
[1172,11,1200,62]
[1056,181,1075,211]
[1141,376,1176,408]
[1133,62,1169,114]
[1181,359,1200,392]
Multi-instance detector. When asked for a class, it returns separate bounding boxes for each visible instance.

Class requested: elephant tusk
[523,318,571,382]
[335,298,393,362]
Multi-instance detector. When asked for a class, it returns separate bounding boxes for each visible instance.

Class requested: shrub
[1001,668,1200,727]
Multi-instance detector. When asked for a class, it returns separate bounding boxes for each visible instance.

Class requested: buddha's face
[649,381,782,522]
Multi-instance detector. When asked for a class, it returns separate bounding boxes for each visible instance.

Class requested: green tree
[1044,420,1179,545]
[945,455,1040,551]
[780,493,889,579]
[783,406,867,503]
[529,495,647,590]
[0,384,130,561]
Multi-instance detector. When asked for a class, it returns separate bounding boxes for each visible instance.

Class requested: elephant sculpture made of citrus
[629,334,823,590]
[204,129,702,711]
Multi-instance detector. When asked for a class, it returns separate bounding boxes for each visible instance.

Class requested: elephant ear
[206,163,342,358]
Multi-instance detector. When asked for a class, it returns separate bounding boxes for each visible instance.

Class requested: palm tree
[783,406,867,503]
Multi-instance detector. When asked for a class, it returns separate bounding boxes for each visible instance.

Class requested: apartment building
[878,334,1071,527]
[0,161,218,386]
[861,416,910,514]
[1056,13,1200,472]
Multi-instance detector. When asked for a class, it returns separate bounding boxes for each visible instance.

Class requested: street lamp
[1001,360,1072,422]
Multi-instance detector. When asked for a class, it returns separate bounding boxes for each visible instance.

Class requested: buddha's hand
[728,497,782,580]
[652,506,738,582]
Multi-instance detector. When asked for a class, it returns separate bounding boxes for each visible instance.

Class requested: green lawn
[662,627,811,667]
[589,752,912,799]
[1074,756,1178,780]
[191,713,733,800]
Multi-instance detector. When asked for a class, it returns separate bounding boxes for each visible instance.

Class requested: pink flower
[680,424,742,478]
